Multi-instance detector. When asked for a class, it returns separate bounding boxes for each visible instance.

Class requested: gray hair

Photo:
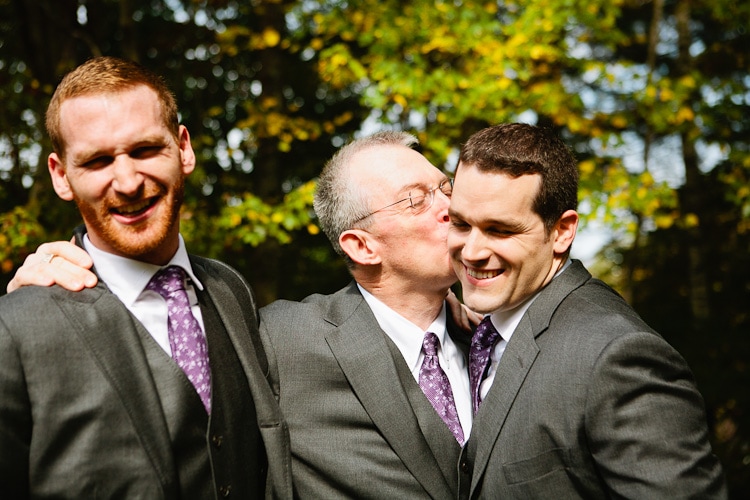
[314,130,419,263]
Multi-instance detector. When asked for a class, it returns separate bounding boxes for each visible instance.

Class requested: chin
[461,292,500,315]
[103,220,174,259]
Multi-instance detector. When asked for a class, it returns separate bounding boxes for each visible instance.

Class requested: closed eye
[131,145,164,159]
[449,218,470,230]
[409,191,429,209]
[487,226,516,236]
[82,156,114,169]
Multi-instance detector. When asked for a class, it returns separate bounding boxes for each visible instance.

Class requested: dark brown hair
[458,123,578,232]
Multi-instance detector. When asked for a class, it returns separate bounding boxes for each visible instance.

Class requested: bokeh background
[1,1,748,495]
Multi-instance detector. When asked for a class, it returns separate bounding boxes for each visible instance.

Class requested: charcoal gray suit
[260,282,466,499]
[458,259,726,499]
[0,230,292,499]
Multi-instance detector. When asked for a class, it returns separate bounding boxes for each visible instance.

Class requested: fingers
[37,240,94,268]
[445,288,483,333]
[461,305,483,328]
[6,240,98,293]
[446,289,473,334]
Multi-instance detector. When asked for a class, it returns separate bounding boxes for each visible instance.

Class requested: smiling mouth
[466,268,501,280]
[112,197,157,217]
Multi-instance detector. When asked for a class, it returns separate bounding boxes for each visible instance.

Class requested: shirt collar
[358,284,447,372]
[83,234,203,308]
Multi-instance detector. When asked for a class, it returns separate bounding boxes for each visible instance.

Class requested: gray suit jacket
[0,236,293,499]
[260,282,465,499]
[459,260,726,499]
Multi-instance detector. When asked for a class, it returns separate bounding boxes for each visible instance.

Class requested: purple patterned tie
[469,316,500,414]
[419,332,464,443]
[146,266,212,413]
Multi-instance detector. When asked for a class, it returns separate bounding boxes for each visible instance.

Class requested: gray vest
[138,286,266,499]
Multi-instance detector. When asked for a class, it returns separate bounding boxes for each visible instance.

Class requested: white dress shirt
[479,258,572,402]
[358,285,473,441]
[83,234,206,356]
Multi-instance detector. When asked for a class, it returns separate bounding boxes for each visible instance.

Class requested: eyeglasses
[354,177,453,224]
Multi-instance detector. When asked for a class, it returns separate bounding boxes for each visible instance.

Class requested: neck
[357,280,447,331]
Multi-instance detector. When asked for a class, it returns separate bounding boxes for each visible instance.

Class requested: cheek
[67,175,107,202]
[447,233,462,255]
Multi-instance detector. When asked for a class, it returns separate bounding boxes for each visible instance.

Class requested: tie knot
[146,265,187,299]
[473,316,500,350]
[422,331,440,357]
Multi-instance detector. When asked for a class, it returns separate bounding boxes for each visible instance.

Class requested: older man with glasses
[9,131,473,500]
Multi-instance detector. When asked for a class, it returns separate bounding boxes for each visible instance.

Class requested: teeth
[116,199,152,215]
[467,268,499,280]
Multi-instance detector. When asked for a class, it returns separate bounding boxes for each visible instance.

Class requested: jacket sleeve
[0,314,31,498]
[585,330,726,498]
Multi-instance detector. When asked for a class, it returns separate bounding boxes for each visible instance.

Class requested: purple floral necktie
[469,316,500,415]
[419,332,464,443]
[146,266,212,413]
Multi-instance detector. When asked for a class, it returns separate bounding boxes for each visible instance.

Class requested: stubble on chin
[73,178,184,260]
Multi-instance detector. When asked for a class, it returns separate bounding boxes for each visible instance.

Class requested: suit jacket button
[460,461,470,474]
[218,485,231,497]
[212,434,224,448]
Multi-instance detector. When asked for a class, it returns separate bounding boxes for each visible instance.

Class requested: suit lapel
[189,259,271,417]
[324,285,454,500]
[468,260,592,494]
[468,314,538,492]
[53,284,177,495]
[189,258,266,376]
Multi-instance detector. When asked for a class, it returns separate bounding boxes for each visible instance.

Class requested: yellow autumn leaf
[262,28,280,47]
[612,115,628,128]
[684,213,700,227]
[393,94,408,108]
[530,45,546,60]
[331,53,348,67]
[675,106,695,123]
[641,171,654,186]
[579,160,596,175]
[659,88,674,102]
[680,75,697,88]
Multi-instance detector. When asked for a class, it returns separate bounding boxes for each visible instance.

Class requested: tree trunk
[676,0,711,324]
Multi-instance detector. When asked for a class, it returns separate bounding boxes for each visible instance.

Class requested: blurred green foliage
[1,0,748,494]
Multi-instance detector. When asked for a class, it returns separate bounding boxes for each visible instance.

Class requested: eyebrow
[449,208,525,230]
[397,182,427,193]
[397,176,449,194]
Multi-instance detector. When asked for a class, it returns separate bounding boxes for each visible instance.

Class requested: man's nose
[111,156,143,195]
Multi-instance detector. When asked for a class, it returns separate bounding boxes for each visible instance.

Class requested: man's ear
[178,125,196,176]
[552,209,579,255]
[48,153,74,201]
[339,229,382,266]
